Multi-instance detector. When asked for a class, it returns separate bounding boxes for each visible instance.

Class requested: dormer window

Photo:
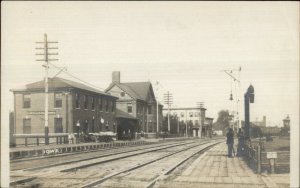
[120,92,125,97]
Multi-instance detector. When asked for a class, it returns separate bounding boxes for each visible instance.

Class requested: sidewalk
[158,142,289,188]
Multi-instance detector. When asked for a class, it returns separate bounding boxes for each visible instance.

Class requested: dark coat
[226,131,234,144]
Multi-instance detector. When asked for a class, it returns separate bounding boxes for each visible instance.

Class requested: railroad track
[84,141,222,188]
[10,138,224,187]
[11,140,196,171]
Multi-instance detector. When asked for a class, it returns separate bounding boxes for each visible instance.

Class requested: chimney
[112,71,120,83]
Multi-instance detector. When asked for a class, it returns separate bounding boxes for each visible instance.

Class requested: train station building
[11,77,118,145]
[106,71,163,138]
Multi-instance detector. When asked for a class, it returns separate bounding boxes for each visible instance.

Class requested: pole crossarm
[223,70,240,83]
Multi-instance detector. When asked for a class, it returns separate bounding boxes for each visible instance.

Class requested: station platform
[9,137,195,160]
[158,142,290,188]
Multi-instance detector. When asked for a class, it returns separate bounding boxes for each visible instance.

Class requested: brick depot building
[105,71,163,136]
[11,77,117,144]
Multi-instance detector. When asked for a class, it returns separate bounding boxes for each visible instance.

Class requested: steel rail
[80,141,218,188]
[20,141,195,172]
[146,141,222,188]
[60,141,199,172]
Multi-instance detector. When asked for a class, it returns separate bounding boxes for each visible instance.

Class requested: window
[127,103,132,113]
[189,112,193,117]
[140,104,143,114]
[54,93,62,108]
[75,93,80,109]
[102,98,106,112]
[194,112,199,117]
[181,112,185,118]
[195,120,199,125]
[91,118,95,132]
[23,94,31,108]
[84,95,88,109]
[23,118,31,133]
[99,97,103,111]
[140,104,144,114]
[54,118,63,133]
[105,99,109,112]
[111,101,115,112]
[91,97,95,110]
[148,105,152,114]
[120,92,125,97]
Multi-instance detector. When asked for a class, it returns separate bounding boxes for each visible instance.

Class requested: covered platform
[115,109,139,140]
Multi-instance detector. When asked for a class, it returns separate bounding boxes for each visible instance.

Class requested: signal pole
[222,67,241,133]
[164,91,173,133]
[36,34,58,145]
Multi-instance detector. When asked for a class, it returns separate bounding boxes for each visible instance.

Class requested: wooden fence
[244,141,290,174]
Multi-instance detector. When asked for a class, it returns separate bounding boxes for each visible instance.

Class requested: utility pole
[36,34,58,145]
[155,82,160,134]
[163,91,173,133]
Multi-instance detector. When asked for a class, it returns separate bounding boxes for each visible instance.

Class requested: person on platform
[226,128,234,158]
[237,130,245,156]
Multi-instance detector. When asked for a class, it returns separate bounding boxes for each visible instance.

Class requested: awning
[115,109,138,120]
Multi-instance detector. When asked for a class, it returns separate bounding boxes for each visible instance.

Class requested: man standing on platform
[226,128,234,157]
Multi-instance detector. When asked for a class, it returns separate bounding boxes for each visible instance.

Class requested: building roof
[106,81,154,101]
[163,107,207,111]
[12,77,117,98]
[115,109,138,120]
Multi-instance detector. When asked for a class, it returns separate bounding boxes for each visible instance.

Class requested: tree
[251,125,262,138]
[213,110,230,135]
[163,114,180,134]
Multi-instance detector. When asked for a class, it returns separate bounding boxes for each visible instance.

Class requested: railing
[13,133,69,147]
[244,141,290,174]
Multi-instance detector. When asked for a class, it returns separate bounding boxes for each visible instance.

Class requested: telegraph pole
[155,82,160,134]
[36,34,58,145]
[163,91,173,133]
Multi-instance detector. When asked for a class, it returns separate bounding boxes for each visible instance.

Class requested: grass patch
[263,137,290,152]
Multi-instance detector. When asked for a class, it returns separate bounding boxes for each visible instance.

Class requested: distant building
[105,71,163,135]
[253,116,267,127]
[11,77,118,144]
[260,127,281,135]
[163,107,213,137]
[283,115,290,128]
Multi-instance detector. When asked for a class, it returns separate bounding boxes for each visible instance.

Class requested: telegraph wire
[47,62,121,94]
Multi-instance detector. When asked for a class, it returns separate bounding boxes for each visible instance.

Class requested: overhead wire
[47,62,121,94]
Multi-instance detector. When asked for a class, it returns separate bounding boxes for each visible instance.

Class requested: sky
[1,2,299,186]
[2,1,299,127]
